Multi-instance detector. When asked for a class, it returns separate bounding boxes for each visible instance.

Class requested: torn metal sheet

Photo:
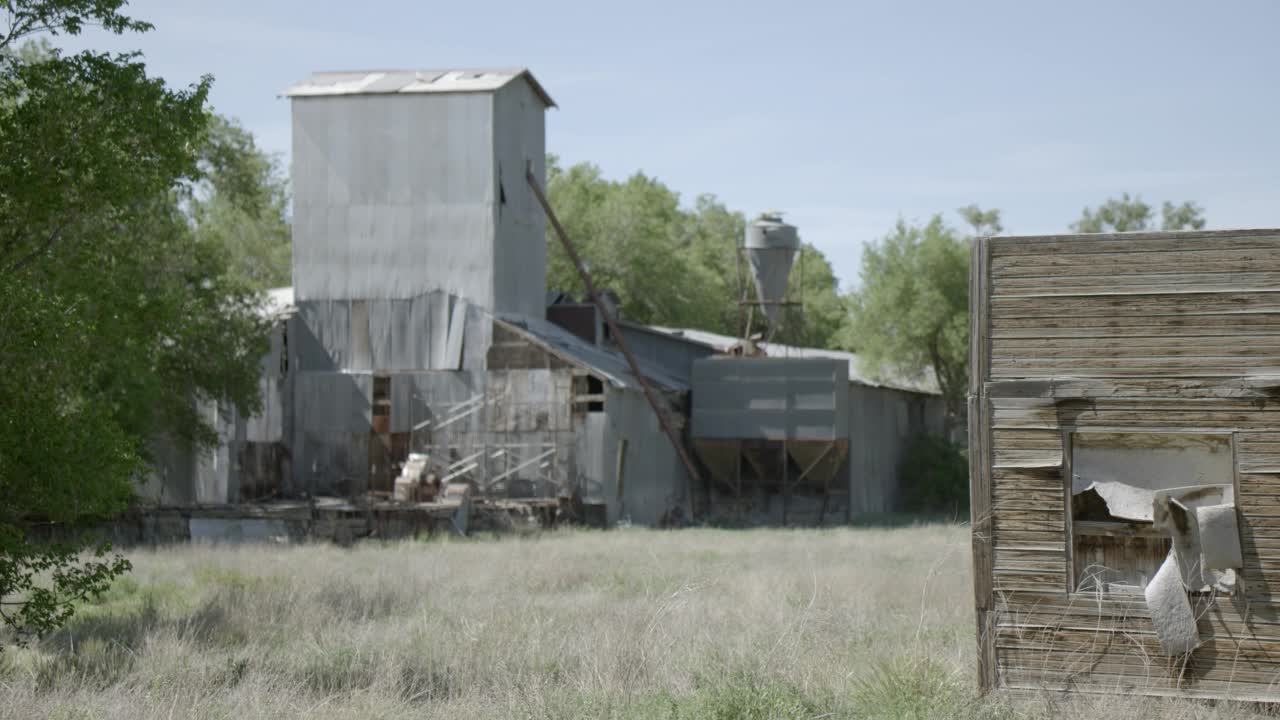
[445,298,468,370]
[1198,503,1243,570]
[1152,484,1237,593]
[1145,484,1243,656]
[431,296,450,370]
[1071,433,1234,523]
[1145,552,1201,656]
[1079,480,1159,522]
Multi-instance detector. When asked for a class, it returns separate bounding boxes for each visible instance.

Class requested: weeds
[0,525,1254,719]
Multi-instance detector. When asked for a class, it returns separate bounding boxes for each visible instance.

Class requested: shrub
[898,435,969,515]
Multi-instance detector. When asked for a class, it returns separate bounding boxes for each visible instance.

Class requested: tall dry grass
[0,524,1274,718]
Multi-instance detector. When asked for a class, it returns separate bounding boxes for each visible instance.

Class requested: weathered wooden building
[969,228,1280,700]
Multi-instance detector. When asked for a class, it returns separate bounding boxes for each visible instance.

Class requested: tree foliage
[1071,192,1205,233]
[839,213,976,426]
[190,115,291,289]
[0,1,267,645]
[545,156,845,348]
[897,434,969,515]
[957,204,1004,236]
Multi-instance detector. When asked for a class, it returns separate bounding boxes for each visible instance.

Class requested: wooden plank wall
[975,229,1280,699]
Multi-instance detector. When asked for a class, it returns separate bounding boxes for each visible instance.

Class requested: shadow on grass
[31,573,259,691]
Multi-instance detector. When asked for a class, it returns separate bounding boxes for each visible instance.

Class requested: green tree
[839,213,977,426]
[545,156,845,348]
[775,243,845,349]
[1071,193,1205,233]
[0,1,267,644]
[1159,200,1207,231]
[957,204,1004,236]
[546,157,727,331]
[190,115,291,289]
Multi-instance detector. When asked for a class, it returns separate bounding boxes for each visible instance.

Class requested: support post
[781,439,790,526]
[527,169,704,497]
[968,234,997,693]
[614,438,628,520]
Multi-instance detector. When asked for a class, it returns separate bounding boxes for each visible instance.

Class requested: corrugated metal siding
[291,372,373,495]
[141,436,197,505]
[192,400,232,504]
[606,387,690,525]
[691,357,849,440]
[644,325,940,395]
[844,385,941,515]
[575,412,609,506]
[615,325,716,385]
[491,80,547,318]
[245,323,287,442]
[291,94,496,304]
[295,292,484,372]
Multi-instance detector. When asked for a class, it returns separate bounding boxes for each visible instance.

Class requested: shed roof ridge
[281,67,557,107]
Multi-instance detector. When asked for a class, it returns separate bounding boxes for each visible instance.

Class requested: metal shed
[622,324,946,522]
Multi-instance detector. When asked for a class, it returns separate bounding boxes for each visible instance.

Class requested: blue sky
[61,0,1280,290]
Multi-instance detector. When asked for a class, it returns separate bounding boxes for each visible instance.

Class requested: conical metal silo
[744,213,799,336]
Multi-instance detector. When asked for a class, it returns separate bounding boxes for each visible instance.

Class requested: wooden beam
[614,438,628,518]
[969,234,997,693]
[527,169,703,501]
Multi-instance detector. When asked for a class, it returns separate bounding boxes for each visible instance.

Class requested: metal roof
[281,68,556,107]
[639,325,941,396]
[495,315,687,392]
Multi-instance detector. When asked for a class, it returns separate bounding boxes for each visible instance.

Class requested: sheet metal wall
[143,321,294,505]
[691,357,849,440]
[291,94,497,305]
[244,322,289,442]
[294,292,491,372]
[492,80,548,319]
[695,381,942,522]
[292,371,373,496]
[575,412,609,505]
[140,436,197,505]
[579,388,691,526]
[615,325,716,386]
[846,384,944,514]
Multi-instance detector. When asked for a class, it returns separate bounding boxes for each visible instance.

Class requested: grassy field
[0,524,1275,719]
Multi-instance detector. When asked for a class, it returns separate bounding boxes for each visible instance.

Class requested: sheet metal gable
[281,68,557,108]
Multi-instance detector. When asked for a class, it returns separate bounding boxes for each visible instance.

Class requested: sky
[59,0,1280,290]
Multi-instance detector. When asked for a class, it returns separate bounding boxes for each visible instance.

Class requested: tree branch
[3,213,76,275]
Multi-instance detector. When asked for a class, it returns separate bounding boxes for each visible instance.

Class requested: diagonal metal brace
[526,168,704,493]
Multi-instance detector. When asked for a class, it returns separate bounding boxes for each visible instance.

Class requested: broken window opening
[586,375,604,412]
[571,373,606,414]
[372,374,391,427]
[1069,432,1236,595]
[279,325,289,376]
